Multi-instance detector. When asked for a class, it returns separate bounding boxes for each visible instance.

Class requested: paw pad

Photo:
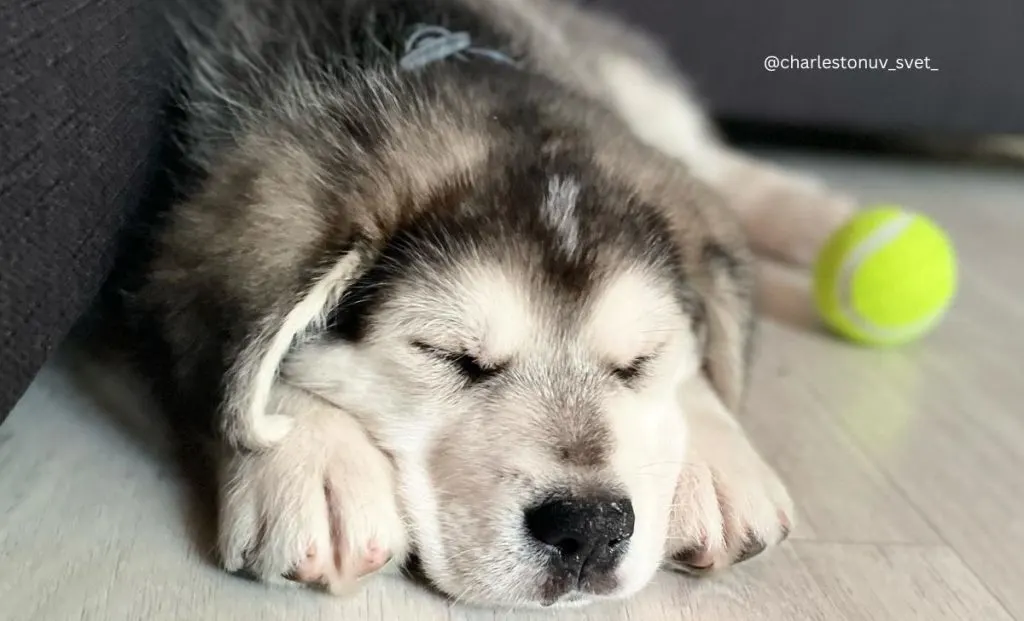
[672,545,716,574]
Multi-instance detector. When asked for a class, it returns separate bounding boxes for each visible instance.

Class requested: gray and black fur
[135,0,753,494]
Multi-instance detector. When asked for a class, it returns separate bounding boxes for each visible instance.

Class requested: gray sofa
[2,0,1022,421]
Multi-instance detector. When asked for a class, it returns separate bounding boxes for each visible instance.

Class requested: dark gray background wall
[594,0,1024,135]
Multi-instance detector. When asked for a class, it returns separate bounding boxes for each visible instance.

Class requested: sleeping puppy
[138,0,855,608]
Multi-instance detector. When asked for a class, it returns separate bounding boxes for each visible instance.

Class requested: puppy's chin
[416,556,660,609]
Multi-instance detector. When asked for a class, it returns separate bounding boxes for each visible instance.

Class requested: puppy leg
[218,383,407,594]
[597,54,856,266]
[664,374,794,573]
[705,150,857,266]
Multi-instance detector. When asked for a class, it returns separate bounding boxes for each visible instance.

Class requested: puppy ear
[221,242,371,450]
[694,238,755,413]
[669,181,756,414]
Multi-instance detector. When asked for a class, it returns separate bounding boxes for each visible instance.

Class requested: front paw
[664,432,793,574]
[218,389,407,594]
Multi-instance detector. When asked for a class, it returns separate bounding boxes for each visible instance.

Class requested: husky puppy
[138,0,855,608]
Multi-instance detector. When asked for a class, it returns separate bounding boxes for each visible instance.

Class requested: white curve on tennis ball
[835,212,949,342]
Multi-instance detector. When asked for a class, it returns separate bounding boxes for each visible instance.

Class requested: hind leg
[597,53,856,266]
[703,150,857,266]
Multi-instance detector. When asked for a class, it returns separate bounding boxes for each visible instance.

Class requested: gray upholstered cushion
[0,0,174,420]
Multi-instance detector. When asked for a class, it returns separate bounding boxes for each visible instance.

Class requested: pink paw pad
[358,541,391,577]
[290,545,323,583]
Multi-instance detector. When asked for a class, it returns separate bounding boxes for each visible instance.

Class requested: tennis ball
[813,206,957,346]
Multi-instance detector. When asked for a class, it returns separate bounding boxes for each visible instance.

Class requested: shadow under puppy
[132,0,854,608]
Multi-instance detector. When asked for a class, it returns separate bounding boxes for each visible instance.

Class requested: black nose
[524,497,635,571]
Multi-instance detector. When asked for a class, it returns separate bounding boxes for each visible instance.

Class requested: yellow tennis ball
[813,206,957,346]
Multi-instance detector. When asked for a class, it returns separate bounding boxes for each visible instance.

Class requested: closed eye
[611,354,652,384]
[412,341,505,383]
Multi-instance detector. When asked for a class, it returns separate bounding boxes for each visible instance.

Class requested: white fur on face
[284,256,700,607]
[581,269,700,597]
[410,263,540,362]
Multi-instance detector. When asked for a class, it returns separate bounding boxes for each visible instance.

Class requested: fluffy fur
[131,0,854,608]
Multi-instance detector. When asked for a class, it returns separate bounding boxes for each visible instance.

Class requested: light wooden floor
[1,151,1022,620]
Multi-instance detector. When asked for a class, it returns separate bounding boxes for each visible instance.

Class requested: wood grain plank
[762,152,1024,618]
[741,322,942,545]
[793,542,1014,621]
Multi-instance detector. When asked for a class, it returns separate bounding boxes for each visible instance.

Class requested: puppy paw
[218,386,407,594]
[664,427,793,574]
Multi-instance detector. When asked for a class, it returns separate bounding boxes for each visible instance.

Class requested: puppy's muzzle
[525,496,634,588]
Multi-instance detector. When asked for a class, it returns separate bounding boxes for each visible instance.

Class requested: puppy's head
[281,152,742,606]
